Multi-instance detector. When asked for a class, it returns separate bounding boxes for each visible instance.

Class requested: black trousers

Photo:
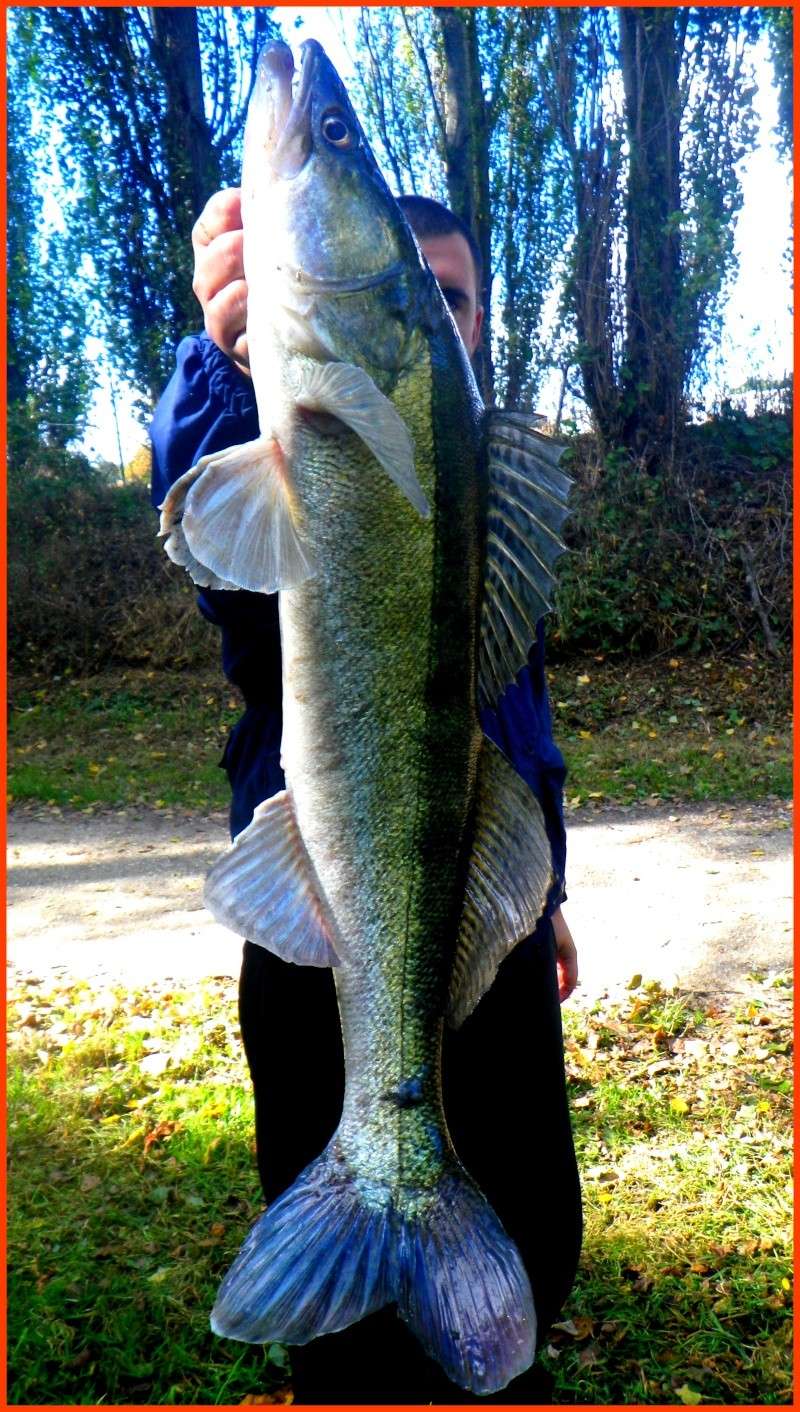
[238,924,582,1404]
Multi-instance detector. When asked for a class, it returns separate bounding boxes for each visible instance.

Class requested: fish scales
[159,36,570,1395]
[282,340,482,1191]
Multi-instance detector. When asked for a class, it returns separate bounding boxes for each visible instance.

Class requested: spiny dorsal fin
[479,411,571,711]
[204,791,341,967]
[448,738,552,1028]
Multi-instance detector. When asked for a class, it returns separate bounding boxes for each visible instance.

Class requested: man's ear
[469,305,484,357]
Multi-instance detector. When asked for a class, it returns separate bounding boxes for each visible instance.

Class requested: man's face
[418,232,484,358]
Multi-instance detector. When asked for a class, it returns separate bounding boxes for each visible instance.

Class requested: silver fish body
[160,38,570,1395]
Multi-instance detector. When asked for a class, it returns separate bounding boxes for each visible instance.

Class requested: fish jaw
[242,39,443,400]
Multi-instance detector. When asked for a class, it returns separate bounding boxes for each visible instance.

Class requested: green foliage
[6,36,95,448]
[8,453,216,677]
[554,410,791,655]
[13,6,277,408]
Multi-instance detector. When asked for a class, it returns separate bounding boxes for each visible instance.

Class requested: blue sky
[78,8,792,463]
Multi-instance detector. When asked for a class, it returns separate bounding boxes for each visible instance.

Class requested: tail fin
[211,1142,536,1396]
[396,1168,536,1394]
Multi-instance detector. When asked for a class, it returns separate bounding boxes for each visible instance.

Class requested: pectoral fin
[296,361,429,518]
[448,739,552,1028]
[159,437,315,594]
[479,412,571,710]
[204,791,340,967]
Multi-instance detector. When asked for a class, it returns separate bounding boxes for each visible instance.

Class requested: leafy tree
[762,7,792,160]
[534,7,761,464]
[7,30,95,465]
[350,6,566,408]
[15,6,277,409]
[352,6,762,462]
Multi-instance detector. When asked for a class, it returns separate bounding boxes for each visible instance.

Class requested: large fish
[160,38,570,1396]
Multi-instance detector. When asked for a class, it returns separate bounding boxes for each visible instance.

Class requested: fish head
[242,38,443,378]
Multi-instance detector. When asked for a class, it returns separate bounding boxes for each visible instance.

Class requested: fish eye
[321,112,352,148]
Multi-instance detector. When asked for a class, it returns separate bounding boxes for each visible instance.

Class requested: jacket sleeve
[149,333,282,711]
[480,619,568,919]
[150,333,286,837]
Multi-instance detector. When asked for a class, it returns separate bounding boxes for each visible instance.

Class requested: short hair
[397,194,483,300]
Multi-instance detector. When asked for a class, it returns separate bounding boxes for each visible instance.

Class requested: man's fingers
[192,187,243,251]
[557,950,578,1004]
[552,908,578,1004]
[191,187,249,372]
[192,227,245,309]
[204,279,249,369]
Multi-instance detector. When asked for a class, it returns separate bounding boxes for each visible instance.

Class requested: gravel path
[7,799,792,1001]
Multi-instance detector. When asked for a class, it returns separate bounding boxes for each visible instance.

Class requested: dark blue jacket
[150,333,567,916]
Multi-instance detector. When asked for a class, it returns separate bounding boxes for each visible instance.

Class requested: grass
[8,976,289,1406]
[8,650,791,814]
[547,649,792,808]
[551,979,794,1404]
[8,973,793,1405]
[8,670,240,813]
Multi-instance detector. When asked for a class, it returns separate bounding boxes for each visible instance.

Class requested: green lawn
[7,649,792,1402]
[7,651,792,814]
[8,973,792,1405]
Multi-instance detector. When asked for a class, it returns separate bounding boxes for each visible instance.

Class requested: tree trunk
[436,7,494,399]
[618,7,685,466]
[151,8,222,223]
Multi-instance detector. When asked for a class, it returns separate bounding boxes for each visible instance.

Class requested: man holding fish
[151,37,581,1404]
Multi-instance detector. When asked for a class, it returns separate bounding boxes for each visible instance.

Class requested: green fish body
[160,39,570,1395]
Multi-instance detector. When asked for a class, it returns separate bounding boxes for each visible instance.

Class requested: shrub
[8,454,217,675]
[551,410,791,658]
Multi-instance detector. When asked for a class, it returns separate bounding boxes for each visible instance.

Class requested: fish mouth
[267,39,336,181]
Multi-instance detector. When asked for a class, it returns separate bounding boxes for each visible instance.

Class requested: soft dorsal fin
[448,738,552,1028]
[479,411,571,711]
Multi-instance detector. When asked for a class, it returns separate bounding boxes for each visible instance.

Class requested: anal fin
[204,792,340,966]
[448,738,552,1027]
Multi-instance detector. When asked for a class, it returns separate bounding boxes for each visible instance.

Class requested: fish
[159,37,570,1396]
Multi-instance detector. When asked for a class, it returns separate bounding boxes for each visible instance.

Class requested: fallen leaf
[675,1385,702,1405]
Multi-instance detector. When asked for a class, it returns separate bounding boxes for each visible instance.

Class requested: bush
[551,409,792,658]
[9,407,791,676]
[8,453,217,675]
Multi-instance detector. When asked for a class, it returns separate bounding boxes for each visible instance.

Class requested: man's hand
[552,906,578,1003]
[192,188,250,377]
